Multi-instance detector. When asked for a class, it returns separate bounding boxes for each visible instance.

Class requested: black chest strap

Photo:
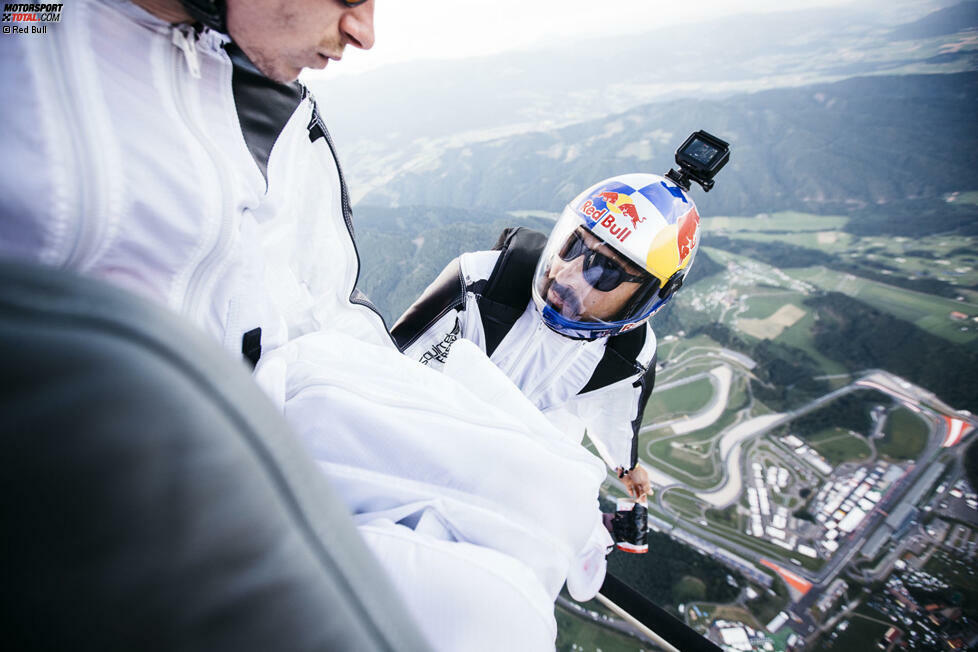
[476,227,548,358]
[578,327,647,394]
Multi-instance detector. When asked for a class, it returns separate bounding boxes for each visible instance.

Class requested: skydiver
[392,173,703,547]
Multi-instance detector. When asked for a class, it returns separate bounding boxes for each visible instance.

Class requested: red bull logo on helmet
[579,199,633,243]
[677,206,699,264]
[622,204,644,229]
[597,191,645,230]
[580,198,608,223]
[579,183,645,245]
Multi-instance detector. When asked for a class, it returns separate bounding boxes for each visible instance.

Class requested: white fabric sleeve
[402,310,463,370]
[564,382,642,471]
[396,251,499,369]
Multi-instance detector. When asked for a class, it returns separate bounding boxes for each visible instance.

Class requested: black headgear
[180,0,226,33]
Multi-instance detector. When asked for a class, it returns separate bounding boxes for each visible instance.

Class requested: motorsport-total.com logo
[2,3,63,35]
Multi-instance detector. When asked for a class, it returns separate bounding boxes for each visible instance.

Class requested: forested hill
[358,72,978,220]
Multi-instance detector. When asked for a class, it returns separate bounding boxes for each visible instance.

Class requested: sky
[306,0,859,79]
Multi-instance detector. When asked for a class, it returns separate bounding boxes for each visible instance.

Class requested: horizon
[304,0,883,80]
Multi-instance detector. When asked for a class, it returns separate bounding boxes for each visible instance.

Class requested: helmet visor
[532,208,668,335]
[557,228,657,295]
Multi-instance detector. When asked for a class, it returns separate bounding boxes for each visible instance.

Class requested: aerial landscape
[317,0,978,649]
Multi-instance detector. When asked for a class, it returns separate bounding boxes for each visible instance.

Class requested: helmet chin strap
[180,0,226,33]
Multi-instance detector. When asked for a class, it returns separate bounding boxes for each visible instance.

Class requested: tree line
[807,293,978,413]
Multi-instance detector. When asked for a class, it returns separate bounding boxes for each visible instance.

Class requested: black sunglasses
[558,230,655,293]
[342,0,369,5]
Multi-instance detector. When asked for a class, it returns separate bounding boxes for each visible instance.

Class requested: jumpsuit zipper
[525,337,588,406]
[170,26,236,324]
[497,318,588,407]
[39,29,115,268]
[306,95,397,347]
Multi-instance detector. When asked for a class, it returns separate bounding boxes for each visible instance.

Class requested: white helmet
[531,173,700,339]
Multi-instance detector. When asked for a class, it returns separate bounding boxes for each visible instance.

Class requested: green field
[555,602,648,652]
[774,307,849,376]
[788,266,978,346]
[705,503,740,530]
[878,407,930,460]
[643,376,714,423]
[647,433,719,486]
[663,488,706,520]
[688,257,850,376]
[690,249,834,372]
[820,609,892,650]
[704,212,978,288]
[728,379,748,417]
[703,221,978,348]
[660,358,722,383]
[656,334,722,365]
[721,229,856,254]
[719,231,978,291]
[703,212,849,233]
[673,576,708,603]
[737,291,806,321]
[644,409,744,486]
[642,380,753,486]
[858,234,978,289]
[807,428,872,465]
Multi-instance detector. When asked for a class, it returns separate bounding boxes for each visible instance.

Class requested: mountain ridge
[356,71,978,218]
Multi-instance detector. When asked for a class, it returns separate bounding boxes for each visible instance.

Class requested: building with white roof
[838,507,867,533]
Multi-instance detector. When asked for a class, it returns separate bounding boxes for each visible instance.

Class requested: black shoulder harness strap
[390,258,466,352]
[476,227,548,357]
[629,351,656,468]
[578,327,647,394]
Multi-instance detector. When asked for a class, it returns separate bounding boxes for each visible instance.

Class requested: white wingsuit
[0,1,611,649]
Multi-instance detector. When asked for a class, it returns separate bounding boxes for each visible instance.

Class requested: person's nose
[554,256,587,290]
[340,1,375,50]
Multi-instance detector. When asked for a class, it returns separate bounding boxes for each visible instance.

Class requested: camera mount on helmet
[664,130,730,193]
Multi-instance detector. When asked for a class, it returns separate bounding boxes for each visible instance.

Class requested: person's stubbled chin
[547,281,582,319]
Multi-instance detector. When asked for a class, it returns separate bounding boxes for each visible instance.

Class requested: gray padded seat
[0,260,430,652]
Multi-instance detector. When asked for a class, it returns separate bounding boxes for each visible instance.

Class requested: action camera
[664,130,730,193]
